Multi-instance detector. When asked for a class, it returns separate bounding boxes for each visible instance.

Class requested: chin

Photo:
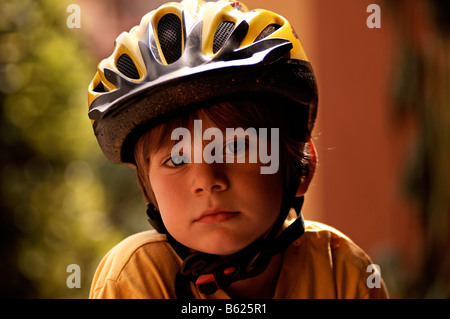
[202,246,243,256]
[191,232,254,256]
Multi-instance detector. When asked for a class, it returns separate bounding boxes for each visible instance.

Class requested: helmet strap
[172,194,305,298]
[146,202,167,234]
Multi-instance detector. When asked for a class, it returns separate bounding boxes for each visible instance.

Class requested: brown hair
[134,94,313,205]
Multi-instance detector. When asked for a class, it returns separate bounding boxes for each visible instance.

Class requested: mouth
[195,208,240,224]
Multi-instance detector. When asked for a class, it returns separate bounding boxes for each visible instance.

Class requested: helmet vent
[93,81,107,93]
[157,14,183,64]
[213,21,235,54]
[116,54,140,79]
[255,24,281,41]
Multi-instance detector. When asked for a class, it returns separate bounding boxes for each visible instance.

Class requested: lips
[195,208,239,224]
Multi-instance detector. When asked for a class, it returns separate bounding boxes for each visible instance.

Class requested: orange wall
[311,0,421,266]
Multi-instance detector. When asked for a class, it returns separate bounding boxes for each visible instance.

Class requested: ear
[296,137,317,197]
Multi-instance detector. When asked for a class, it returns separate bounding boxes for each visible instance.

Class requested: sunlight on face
[148,120,283,255]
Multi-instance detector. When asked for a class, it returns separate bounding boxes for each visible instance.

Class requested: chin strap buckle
[195,267,236,295]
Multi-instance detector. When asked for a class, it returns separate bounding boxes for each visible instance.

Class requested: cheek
[254,175,284,219]
[238,165,283,198]
[233,165,284,218]
[148,172,184,226]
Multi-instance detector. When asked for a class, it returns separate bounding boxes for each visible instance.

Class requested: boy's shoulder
[93,230,176,280]
[90,230,180,298]
[299,220,375,273]
[110,229,169,254]
[303,220,352,241]
[279,220,388,298]
[101,230,176,272]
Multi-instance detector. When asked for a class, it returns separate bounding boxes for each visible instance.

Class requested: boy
[88,0,388,299]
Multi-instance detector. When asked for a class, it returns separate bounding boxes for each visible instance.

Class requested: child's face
[147,120,284,255]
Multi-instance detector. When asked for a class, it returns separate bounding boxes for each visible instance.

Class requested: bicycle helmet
[88,0,317,165]
[88,0,318,297]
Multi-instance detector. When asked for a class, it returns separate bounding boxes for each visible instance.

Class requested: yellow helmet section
[88,0,308,108]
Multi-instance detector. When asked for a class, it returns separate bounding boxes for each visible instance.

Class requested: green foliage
[0,0,146,298]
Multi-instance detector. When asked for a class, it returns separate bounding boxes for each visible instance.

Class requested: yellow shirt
[89,221,389,299]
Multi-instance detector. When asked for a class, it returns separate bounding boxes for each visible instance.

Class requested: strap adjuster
[196,274,219,295]
[195,267,236,294]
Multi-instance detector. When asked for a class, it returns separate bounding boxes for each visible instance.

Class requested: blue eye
[225,140,246,155]
[165,154,189,167]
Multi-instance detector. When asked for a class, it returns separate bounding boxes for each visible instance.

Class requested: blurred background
[0,0,448,298]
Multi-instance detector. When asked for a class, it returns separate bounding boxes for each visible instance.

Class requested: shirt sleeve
[89,231,181,299]
[328,230,389,299]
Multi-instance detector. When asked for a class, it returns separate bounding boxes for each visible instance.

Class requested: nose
[190,162,229,196]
